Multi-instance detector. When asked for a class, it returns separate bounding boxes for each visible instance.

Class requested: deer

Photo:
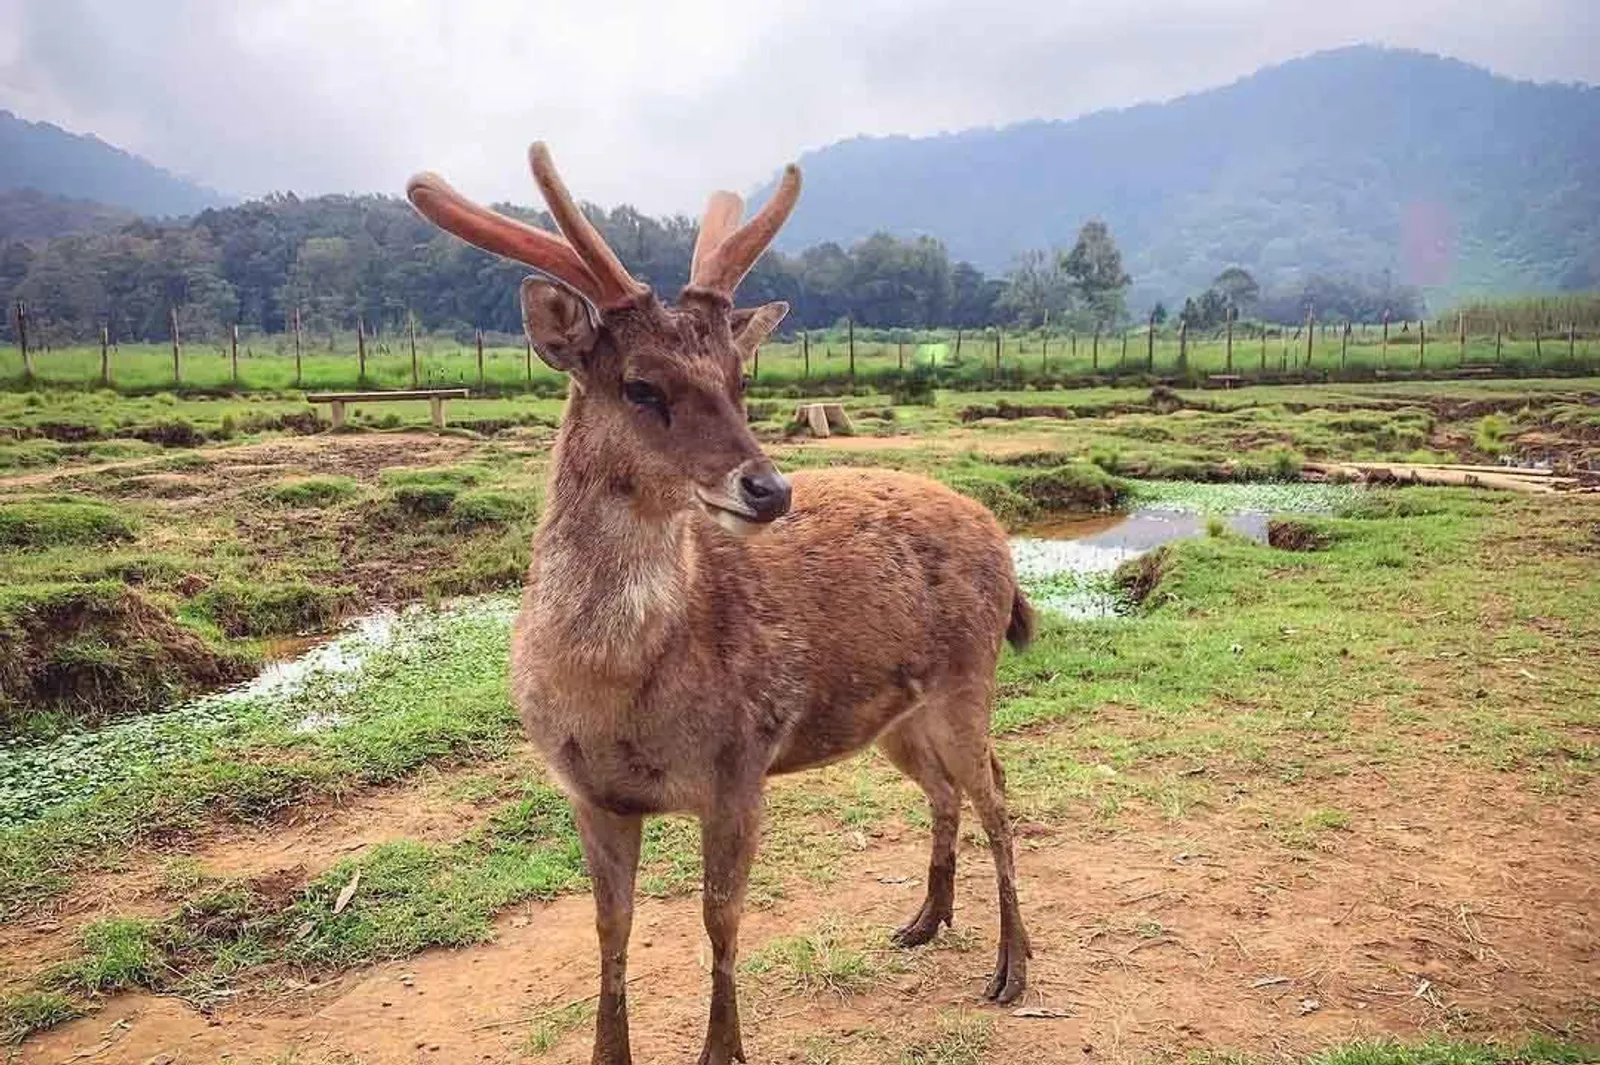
[405,143,1034,1065]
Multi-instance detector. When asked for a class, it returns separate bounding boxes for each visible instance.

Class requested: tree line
[0,190,1424,346]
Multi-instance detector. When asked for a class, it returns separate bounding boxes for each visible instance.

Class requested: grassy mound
[0,582,255,739]
[0,499,136,548]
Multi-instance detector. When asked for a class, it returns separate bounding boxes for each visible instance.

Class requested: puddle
[1010,480,1358,618]
[0,596,516,830]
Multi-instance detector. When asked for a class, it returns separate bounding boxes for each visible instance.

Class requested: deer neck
[526,401,698,675]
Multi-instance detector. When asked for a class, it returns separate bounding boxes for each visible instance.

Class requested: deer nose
[737,463,792,523]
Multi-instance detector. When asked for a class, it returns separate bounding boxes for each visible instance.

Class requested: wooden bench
[1206,374,1244,390]
[794,403,853,438]
[306,389,470,429]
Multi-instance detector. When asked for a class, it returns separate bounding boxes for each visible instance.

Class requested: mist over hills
[762,46,1600,307]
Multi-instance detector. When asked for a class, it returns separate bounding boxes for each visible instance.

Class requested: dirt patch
[15,755,1596,1063]
[1267,517,1334,551]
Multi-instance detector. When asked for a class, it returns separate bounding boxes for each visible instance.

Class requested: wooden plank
[307,389,469,403]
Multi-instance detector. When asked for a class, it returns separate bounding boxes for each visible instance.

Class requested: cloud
[0,0,1594,213]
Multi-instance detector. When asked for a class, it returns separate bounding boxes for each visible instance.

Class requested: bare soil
[13,754,1597,1064]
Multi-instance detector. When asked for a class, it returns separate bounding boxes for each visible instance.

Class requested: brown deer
[406,144,1034,1065]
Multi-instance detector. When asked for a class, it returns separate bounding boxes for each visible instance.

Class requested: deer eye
[622,379,669,421]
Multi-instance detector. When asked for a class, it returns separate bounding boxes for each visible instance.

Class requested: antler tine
[691,191,744,281]
[405,172,604,303]
[690,164,801,298]
[528,143,649,309]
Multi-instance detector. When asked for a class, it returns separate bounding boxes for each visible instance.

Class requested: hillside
[0,188,135,242]
[764,47,1600,308]
[0,110,226,218]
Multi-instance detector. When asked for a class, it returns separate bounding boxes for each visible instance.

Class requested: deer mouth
[693,486,762,535]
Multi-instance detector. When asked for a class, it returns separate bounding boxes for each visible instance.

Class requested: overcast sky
[0,0,1594,215]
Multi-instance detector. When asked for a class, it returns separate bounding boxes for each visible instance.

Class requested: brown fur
[509,289,1033,1065]
[406,146,1029,1065]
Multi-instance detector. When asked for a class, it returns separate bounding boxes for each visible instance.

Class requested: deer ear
[730,301,789,361]
[521,276,599,372]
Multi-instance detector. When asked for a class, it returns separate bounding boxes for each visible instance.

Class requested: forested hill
[0,110,226,218]
[763,46,1600,308]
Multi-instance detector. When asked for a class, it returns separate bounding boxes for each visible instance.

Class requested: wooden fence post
[847,317,856,386]
[1495,323,1502,364]
[1119,329,1128,368]
[1381,310,1389,369]
[1534,326,1542,363]
[1177,318,1188,374]
[1146,311,1155,372]
[1070,331,1077,360]
[408,313,419,387]
[1304,306,1314,370]
[802,330,810,378]
[1458,310,1466,362]
[1569,322,1577,365]
[1340,321,1349,370]
[1260,323,1267,372]
[292,306,304,387]
[15,302,32,381]
[475,327,485,388]
[1225,309,1234,373]
[1418,319,1426,369]
[993,328,1002,379]
[525,335,534,383]
[1091,328,1100,371]
[897,338,904,371]
[954,328,962,361]
[230,324,240,384]
[357,316,368,381]
[1041,332,1049,374]
[169,306,182,384]
[100,324,111,385]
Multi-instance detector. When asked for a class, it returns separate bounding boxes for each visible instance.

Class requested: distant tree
[1210,267,1260,314]
[1060,220,1131,329]
[1150,301,1168,326]
[997,249,1072,327]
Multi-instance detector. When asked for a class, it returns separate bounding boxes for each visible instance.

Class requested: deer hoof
[983,936,1028,1004]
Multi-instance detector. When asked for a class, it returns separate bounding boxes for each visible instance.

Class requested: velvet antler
[687,164,802,299]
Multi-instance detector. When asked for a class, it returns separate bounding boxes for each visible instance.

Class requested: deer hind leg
[698,791,761,1065]
[953,737,1031,1004]
[573,801,643,1065]
[877,719,960,947]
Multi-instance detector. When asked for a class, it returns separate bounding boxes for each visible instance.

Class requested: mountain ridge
[0,109,228,218]
[758,46,1600,306]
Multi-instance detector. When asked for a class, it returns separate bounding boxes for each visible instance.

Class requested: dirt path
[18,762,1597,1064]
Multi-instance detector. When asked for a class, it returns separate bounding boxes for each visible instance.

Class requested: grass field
[3,326,1596,395]
[1,374,1597,1063]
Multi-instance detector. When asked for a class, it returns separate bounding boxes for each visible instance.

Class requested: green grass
[898,1012,993,1065]
[189,579,352,638]
[525,1002,595,1055]
[0,499,135,548]
[267,475,360,507]
[5,329,1596,395]
[741,922,883,997]
[49,917,164,994]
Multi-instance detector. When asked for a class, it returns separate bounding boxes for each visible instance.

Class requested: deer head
[406,143,801,531]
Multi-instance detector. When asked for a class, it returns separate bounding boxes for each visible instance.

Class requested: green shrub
[0,500,136,548]
[268,476,359,508]
[191,580,351,638]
